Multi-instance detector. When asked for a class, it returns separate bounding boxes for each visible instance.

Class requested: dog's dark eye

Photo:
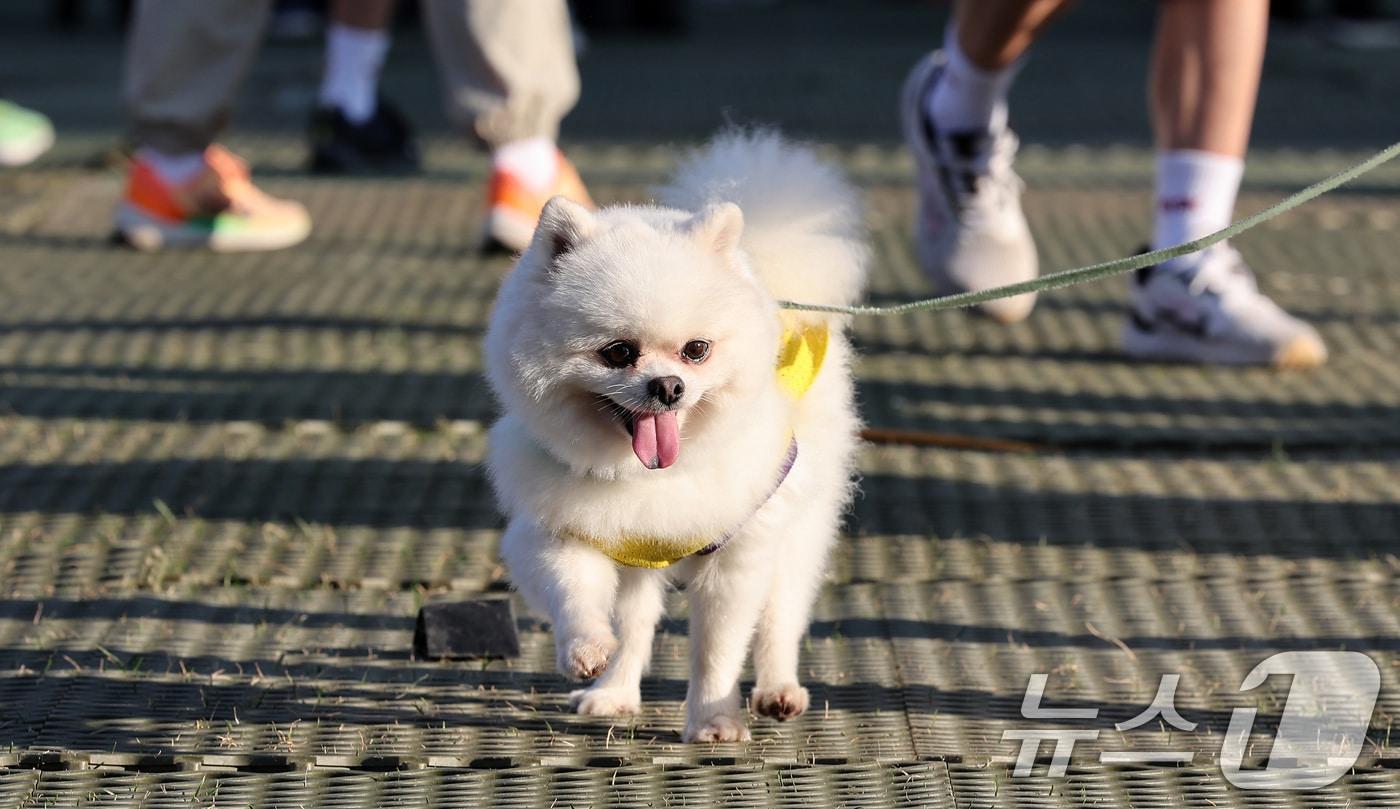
[681,340,711,363]
[599,340,639,368]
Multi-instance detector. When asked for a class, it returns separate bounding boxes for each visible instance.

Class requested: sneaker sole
[1121,322,1328,369]
[114,203,311,253]
[1274,334,1329,369]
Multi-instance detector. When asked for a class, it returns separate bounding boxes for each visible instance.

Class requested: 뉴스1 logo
[1003,651,1380,790]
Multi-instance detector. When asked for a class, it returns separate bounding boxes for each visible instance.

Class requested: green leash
[778,141,1400,317]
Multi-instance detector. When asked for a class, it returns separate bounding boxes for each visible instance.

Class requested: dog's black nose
[648,376,685,406]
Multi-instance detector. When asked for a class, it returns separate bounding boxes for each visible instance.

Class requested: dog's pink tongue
[631,411,680,469]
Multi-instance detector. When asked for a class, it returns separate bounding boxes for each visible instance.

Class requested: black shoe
[308,99,419,175]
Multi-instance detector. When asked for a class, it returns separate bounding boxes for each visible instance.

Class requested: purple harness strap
[693,437,799,558]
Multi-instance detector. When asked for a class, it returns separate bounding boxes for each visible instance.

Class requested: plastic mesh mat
[5,764,1400,808]
[0,587,909,767]
[944,763,1400,809]
[0,429,1394,594]
[0,764,953,809]
[0,578,1394,769]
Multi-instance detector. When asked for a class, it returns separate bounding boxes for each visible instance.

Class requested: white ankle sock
[136,147,207,185]
[1152,149,1245,269]
[319,23,390,125]
[492,136,559,192]
[926,29,1018,134]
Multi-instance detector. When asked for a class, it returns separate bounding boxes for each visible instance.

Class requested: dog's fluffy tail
[657,129,867,314]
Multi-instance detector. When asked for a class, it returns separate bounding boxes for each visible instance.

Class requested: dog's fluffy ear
[534,196,595,261]
[689,202,744,255]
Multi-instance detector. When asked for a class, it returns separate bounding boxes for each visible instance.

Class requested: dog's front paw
[683,714,751,743]
[558,634,617,681]
[569,686,641,716]
[750,683,810,721]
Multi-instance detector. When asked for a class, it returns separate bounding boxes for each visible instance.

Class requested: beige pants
[124,0,579,154]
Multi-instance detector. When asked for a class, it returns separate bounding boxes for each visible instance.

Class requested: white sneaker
[899,51,1038,323]
[1122,245,1328,368]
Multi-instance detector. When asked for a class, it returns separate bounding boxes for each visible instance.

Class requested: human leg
[118,0,311,251]
[309,0,419,173]
[1126,0,1326,368]
[422,0,593,251]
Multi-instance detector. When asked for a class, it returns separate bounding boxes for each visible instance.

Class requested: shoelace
[945,130,1024,224]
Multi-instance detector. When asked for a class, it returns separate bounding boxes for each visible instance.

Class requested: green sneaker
[0,100,55,167]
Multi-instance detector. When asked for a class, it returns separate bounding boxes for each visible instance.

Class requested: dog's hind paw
[558,635,617,681]
[569,686,641,716]
[682,714,751,743]
[750,683,810,721]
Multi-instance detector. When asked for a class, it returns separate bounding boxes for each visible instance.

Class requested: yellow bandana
[561,319,827,569]
[560,528,713,569]
[776,318,828,399]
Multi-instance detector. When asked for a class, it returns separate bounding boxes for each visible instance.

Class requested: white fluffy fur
[484,130,867,742]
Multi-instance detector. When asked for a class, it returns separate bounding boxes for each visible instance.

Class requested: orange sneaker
[483,150,593,252]
[115,145,312,252]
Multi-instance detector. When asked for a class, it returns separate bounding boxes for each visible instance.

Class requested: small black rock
[414,599,520,659]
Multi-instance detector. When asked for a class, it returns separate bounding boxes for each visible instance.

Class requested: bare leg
[1151,0,1268,157]
[1128,0,1325,369]
[953,0,1077,69]
[571,567,666,716]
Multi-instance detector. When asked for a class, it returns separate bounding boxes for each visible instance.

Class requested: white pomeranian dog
[484,130,867,742]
